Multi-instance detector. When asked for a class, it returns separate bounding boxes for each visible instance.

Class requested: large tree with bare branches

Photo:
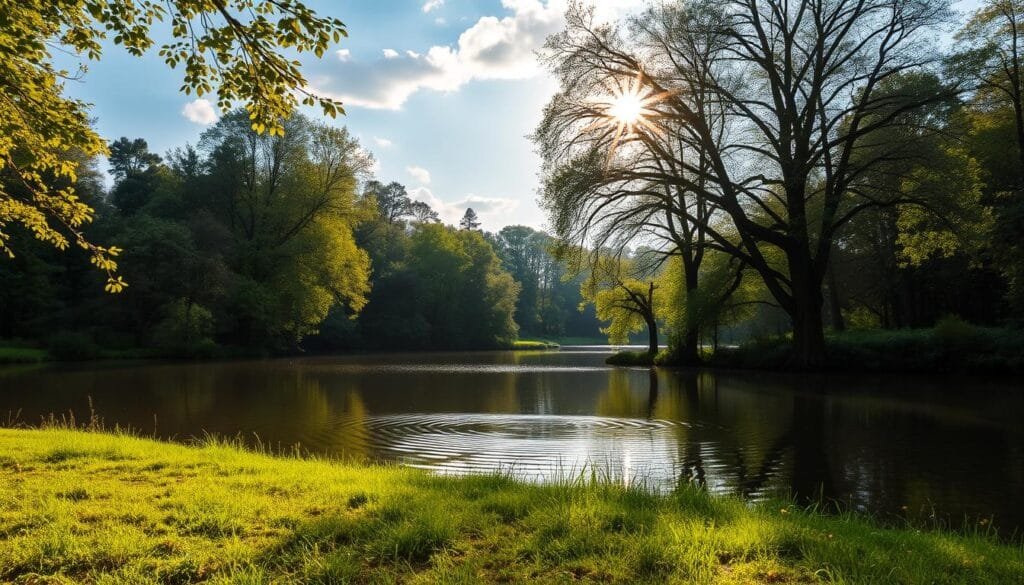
[538,0,954,367]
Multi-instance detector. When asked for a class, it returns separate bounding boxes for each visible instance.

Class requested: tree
[491,225,547,332]
[197,111,372,346]
[459,208,481,231]
[364,181,412,225]
[581,255,660,356]
[539,0,954,367]
[407,200,440,224]
[956,0,1024,183]
[0,0,347,289]
[956,0,1024,314]
[108,138,165,215]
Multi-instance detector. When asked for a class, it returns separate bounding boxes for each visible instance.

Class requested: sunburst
[586,73,673,164]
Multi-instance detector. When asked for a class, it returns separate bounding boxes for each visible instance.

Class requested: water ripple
[330,413,698,487]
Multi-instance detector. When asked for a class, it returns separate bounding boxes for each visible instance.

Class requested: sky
[58,0,981,231]
[55,0,642,231]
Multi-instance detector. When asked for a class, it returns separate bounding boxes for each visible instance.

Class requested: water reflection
[1,348,1022,532]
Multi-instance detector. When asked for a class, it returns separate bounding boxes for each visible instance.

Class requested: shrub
[152,299,218,358]
[606,350,655,366]
[47,331,100,361]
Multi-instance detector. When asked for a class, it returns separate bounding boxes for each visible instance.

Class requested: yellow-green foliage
[1,0,344,289]
[1,429,1022,584]
[581,256,657,345]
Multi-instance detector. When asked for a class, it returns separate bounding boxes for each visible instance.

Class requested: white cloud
[407,165,432,185]
[181,98,218,125]
[373,136,394,148]
[336,49,351,61]
[435,17,447,25]
[409,188,520,227]
[316,0,644,110]
[423,0,445,12]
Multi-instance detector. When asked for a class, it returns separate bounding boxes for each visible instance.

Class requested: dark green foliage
[0,113,374,356]
[709,321,1024,373]
[605,351,656,366]
[487,225,602,339]
[47,332,100,362]
[311,221,520,350]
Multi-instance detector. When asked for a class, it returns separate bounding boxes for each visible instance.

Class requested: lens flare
[587,73,673,165]
[608,92,645,125]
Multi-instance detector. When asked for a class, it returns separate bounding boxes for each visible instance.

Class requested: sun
[608,91,646,125]
[586,74,673,165]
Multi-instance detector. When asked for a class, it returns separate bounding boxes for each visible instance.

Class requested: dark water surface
[2,347,1023,532]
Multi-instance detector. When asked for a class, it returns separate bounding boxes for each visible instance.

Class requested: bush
[702,323,1024,373]
[47,331,100,361]
[152,299,218,358]
[606,350,656,366]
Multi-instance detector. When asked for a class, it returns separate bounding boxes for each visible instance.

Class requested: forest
[0,112,604,359]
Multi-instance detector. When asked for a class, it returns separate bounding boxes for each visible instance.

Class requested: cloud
[422,0,444,12]
[181,98,218,125]
[316,0,644,110]
[407,165,432,185]
[373,136,393,148]
[409,187,520,227]
[336,49,351,61]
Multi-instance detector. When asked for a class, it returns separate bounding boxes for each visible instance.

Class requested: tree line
[0,112,607,356]
[535,0,1024,366]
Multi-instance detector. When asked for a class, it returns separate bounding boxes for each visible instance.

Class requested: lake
[2,346,1023,533]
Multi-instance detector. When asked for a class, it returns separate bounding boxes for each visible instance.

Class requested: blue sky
[57,0,640,230]
[58,0,979,230]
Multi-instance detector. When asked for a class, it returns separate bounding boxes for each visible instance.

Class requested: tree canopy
[0,0,346,291]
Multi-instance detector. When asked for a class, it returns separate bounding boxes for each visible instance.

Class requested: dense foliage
[0,124,605,355]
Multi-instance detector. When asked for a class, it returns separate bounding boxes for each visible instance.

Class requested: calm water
[2,347,1023,532]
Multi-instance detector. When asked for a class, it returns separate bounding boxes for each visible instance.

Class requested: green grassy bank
[1,429,1022,583]
[0,346,47,365]
[511,339,561,351]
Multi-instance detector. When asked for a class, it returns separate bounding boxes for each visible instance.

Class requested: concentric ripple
[337,413,696,487]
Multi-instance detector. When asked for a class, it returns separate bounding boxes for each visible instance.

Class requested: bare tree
[538,0,954,366]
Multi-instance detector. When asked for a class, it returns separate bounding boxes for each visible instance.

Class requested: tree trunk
[646,317,659,356]
[788,256,827,369]
[676,262,702,364]
[790,296,826,369]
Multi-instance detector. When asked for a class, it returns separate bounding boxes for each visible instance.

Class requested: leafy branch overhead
[0,0,346,292]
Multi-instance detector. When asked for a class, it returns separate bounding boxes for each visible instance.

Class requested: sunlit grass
[1,428,1022,583]
[511,339,561,350]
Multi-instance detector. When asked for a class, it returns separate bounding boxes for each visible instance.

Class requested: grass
[511,339,561,351]
[0,346,47,365]
[1,429,1022,583]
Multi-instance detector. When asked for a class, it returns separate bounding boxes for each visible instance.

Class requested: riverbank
[608,322,1024,373]
[0,337,566,365]
[1,429,1021,583]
